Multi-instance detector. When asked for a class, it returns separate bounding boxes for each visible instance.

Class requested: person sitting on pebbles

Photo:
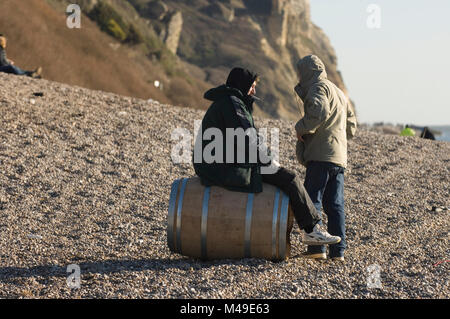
[0,34,42,78]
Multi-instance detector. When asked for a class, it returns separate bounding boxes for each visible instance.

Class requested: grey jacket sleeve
[295,84,330,136]
[346,102,357,139]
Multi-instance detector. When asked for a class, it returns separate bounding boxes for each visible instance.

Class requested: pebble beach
[0,73,448,298]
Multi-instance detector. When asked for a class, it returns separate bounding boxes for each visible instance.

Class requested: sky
[309,0,450,126]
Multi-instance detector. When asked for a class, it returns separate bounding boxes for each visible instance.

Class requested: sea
[430,125,450,142]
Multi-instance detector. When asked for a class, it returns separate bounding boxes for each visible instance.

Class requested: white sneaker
[301,225,341,245]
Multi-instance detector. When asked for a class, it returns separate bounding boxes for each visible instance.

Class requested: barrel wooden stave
[206,186,249,259]
[178,179,204,257]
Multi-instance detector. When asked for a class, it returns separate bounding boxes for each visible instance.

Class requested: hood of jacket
[295,55,328,100]
[226,67,258,97]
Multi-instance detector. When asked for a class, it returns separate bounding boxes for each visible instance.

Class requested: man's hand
[272,159,281,168]
[8,59,14,65]
[297,131,304,142]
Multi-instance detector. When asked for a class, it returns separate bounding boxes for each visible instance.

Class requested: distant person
[194,67,342,247]
[294,55,357,262]
[400,125,416,137]
[0,34,42,78]
[420,127,435,140]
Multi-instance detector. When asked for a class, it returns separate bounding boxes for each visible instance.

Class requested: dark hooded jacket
[193,69,270,193]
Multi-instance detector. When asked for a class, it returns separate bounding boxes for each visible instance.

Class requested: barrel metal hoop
[278,192,290,259]
[272,188,281,259]
[244,193,254,258]
[175,178,188,253]
[201,186,211,259]
[167,179,181,252]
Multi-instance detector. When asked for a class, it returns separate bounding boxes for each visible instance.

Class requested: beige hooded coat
[294,55,357,168]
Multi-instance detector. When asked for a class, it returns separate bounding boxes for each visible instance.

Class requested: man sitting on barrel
[193,67,341,246]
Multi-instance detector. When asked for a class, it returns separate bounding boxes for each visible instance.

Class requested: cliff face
[146,0,349,120]
[1,0,348,120]
[256,0,348,117]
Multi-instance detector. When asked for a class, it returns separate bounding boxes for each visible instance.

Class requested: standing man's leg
[323,166,346,259]
[303,161,330,257]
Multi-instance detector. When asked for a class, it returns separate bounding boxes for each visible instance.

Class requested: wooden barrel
[167,177,294,261]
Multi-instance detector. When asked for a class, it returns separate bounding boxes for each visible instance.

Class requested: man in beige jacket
[295,55,357,261]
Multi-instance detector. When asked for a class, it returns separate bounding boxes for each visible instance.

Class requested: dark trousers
[304,161,346,258]
[262,166,321,231]
[0,64,29,76]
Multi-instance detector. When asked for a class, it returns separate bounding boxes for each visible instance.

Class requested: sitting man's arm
[230,96,272,167]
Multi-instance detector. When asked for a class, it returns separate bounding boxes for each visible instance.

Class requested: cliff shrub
[107,19,127,41]
[88,1,143,44]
